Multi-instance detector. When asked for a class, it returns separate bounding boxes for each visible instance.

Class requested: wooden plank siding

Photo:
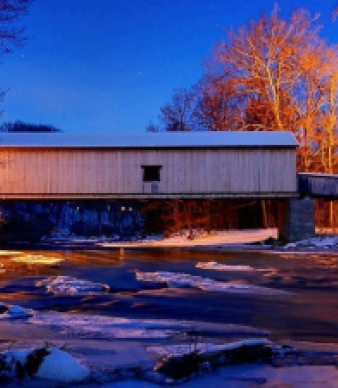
[0,147,297,199]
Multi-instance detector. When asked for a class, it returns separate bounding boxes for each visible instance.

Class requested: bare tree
[0,0,32,55]
[159,88,200,132]
[150,7,338,229]
[201,8,338,173]
[0,0,32,110]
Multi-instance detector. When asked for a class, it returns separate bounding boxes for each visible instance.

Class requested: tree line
[150,8,338,173]
[148,7,338,232]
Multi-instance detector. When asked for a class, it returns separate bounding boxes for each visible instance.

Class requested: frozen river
[1,247,338,343]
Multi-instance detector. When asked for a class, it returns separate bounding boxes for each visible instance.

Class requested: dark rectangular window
[142,165,162,182]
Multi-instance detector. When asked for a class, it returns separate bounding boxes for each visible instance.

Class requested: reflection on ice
[0,251,23,256]
[11,254,64,266]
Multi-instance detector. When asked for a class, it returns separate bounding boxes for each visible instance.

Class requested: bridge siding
[0,148,297,198]
[298,173,338,198]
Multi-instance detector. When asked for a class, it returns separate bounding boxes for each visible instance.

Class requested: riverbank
[23,227,338,254]
[2,321,338,388]
[3,228,278,251]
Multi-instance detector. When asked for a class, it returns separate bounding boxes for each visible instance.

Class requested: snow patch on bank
[1,346,89,383]
[196,262,255,271]
[135,271,290,295]
[99,228,278,248]
[36,276,110,295]
[34,347,89,382]
[284,236,338,250]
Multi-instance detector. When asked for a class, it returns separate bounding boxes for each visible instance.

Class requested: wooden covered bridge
[0,131,332,242]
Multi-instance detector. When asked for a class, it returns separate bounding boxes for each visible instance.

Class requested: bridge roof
[0,131,298,149]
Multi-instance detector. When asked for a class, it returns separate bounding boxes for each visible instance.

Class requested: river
[0,247,338,343]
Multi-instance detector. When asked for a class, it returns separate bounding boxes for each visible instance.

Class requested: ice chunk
[36,276,110,295]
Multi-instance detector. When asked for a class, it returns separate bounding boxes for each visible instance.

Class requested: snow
[11,254,64,265]
[0,131,298,148]
[197,338,270,355]
[284,236,338,250]
[135,270,290,295]
[98,365,338,388]
[101,382,160,388]
[100,228,278,248]
[196,261,255,271]
[34,347,89,383]
[36,276,110,295]
[2,346,89,383]
[0,303,337,387]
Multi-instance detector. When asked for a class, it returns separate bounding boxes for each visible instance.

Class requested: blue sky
[1,0,338,133]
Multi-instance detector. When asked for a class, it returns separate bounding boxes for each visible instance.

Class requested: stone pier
[278,197,315,242]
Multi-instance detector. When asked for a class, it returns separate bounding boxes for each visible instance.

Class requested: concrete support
[278,197,315,242]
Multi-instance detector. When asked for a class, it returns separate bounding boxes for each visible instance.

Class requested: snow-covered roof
[0,131,298,148]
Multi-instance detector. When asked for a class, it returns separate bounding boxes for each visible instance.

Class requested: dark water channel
[1,247,338,343]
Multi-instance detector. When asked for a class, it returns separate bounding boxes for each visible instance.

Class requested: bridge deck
[0,192,297,200]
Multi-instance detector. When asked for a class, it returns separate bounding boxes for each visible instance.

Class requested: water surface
[1,248,338,343]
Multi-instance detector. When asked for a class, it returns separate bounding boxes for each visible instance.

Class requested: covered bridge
[0,131,298,199]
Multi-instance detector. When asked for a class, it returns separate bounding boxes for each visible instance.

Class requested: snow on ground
[135,270,290,295]
[11,254,64,265]
[1,346,89,383]
[36,276,110,295]
[34,347,89,382]
[0,305,337,387]
[284,235,338,251]
[40,227,338,252]
[96,364,338,388]
[196,261,255,271]
[99,228,278,248]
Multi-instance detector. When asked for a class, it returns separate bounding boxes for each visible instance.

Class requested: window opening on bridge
[142,165,162,182]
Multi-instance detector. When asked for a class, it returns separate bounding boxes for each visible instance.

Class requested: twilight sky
[1,0,338,133]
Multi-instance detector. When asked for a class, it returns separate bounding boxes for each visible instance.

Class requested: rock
[154,341,273,381]
[25,347,50,376]
[154,352,201,380]
[0,305,8,314]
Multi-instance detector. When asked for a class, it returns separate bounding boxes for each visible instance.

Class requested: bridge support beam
[278,197,315,242]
